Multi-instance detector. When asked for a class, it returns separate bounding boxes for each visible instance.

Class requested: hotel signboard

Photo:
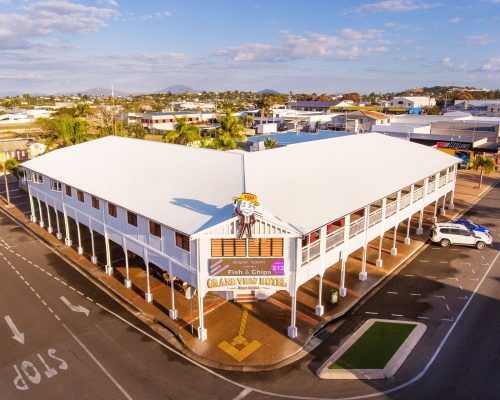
[206,258,287,290]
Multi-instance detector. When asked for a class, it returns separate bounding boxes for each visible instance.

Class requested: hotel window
[149,221,162,238]
[33,173,43,183]
[108,203,117,218]
[127,211,138,227]
[77,190,84,203]
[211,239,246,257]
[49,179,62,192]
[91,196,100,209]
[65,185,72,197]
[248,238,283,257]
[26,170,32,181]
[175,232,190,252]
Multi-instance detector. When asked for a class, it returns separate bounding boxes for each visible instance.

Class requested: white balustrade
[400,194,411,209]
[368,209,382,227]
[439,175,447,187]
[349,218,365,238]
[326,228,344,250]
[413,187,424,201]
[385,201,397,217]
[427,181,435,193]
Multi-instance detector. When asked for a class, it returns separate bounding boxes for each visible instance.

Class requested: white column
[339,214,351,296]
[103,203,112,275]
[391,225,398,256]
[89,220,97,264]
[27,183,36,223]
[448,165,456,210]
[359,205,369,281]
[315,273,324,316]
[432,199,438,223]
[76,215,83,254]
[62,205,71,246]
[123,238,131,288]
[405,217,411,245]
[376,198,386,267]
[55,207,62,239]
[287,237,301,338]
[197,293,207,341]
[439,193,446,216]
[168,259,177,319]
[416,178,428,235]
[37,197,44,228]
[144,248,153,302]
[45,201,53,233]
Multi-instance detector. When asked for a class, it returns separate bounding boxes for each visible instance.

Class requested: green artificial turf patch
[330,322,416,370]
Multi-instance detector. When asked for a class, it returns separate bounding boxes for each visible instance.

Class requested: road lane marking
[432,295,446,299]
[62,323,133,400]
[446,277,459,281]
[404,274,415,277]
[445,304,450,311]
[426,276,437,279]
[461,262,471,265]
[365,312,378,315]
[387,291,398,295]
[472,269,476,274]
[233,388,253,400]
[417,316,429,320]
[439,261,449,264]
[419,260,429,263]
[440,318,454,322]
[60,296,90,316]
[458,296,468,300]
[391,314,404,317]
[410,293,421,296]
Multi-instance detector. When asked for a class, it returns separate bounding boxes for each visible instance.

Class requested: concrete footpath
[0,169,497,371]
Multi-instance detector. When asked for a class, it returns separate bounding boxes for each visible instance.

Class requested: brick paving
[0,169,497,370]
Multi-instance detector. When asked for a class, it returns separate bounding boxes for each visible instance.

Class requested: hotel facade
[21,134,459,340]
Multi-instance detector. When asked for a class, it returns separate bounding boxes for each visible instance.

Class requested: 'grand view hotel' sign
[206,258,287,290]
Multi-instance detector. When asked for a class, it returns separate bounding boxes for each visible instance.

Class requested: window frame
[108,203,117,218]
[127,211,138,227]
[65,185,72,197]
[149,220,162,238]
[91,196,100,210]
[175,232,190,252]
[77,190,84,203]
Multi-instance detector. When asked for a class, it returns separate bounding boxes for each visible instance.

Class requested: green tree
[255,96,272,124]
[74,103,92,117]
[163,117,201,145]
[213,111,247,150]
[36,116,91,150]
[264,138,278,149]
[472,154,495,188]
[343,92,361,104]
[241,114,255,128]
[126,122,147,139]
[0,158,19,205]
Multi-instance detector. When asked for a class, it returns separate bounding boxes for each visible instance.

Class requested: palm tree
[213,112,246,150]
[255,96,272,125]
[472,154,495,188]
[0,158,19,205]
[37,116,91,150]
[241,114,255,128]
[264,138,278,149]
[163,117,201,145]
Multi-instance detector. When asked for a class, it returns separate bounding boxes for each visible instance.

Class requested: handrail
[349,217,365,238]
[368,209,382,227]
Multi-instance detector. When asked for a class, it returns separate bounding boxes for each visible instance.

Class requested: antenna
[111,84,117,135]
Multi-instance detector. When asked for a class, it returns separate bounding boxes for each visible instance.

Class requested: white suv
[430,223,492,250]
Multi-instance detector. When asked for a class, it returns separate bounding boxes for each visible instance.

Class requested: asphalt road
[0,179,498,400]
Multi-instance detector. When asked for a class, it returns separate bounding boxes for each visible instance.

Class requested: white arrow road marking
[4,315,25,344]
[60,296,90,316]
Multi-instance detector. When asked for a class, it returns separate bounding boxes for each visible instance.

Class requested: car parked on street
[430,223,493,249]
[452,218,491,235]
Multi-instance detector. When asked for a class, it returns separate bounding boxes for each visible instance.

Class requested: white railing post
[376,198,386,267]
[416,178,428,235]
[449,164,457,210]
[339,214,351,297]
[405,184,414,245]
[391,191,401,256]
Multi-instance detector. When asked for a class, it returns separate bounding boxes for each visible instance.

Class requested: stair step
[234,294,258,303]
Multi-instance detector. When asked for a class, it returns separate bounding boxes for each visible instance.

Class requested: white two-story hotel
[21,134,459,340]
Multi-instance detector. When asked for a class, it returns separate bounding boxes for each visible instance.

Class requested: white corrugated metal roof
[23,133,459,235]
[22,136,244,235]
[244,133,459,234]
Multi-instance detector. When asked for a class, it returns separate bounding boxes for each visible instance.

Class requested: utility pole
[111,84,117,135]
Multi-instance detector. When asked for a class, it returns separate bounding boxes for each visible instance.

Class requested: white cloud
[481,56,500,71]
[442,57,467,70]
[97,0,118,6]
[449,17,461,24]
[351,0,441,13]
[0,0,117,49]
[213,29,389,62]
[466,34,493,46]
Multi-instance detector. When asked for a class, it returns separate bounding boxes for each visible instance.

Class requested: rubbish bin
[330,289,339,304]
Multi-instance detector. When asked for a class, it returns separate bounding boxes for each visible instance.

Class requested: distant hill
[156,85,198,94]
[257,89,281,95]
[60,87,130,97]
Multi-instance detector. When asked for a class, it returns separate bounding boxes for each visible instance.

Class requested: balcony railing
[326,229,344,251]
[386,201,397,217]
[400,193,411,209]
[349,218,365,238]
[413,187,424,200]
[447,173,453,183]
[369,209,382,227]
[427,180,435,193]
[439,175,447,187]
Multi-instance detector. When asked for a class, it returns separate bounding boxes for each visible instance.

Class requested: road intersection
[0,181,498,400]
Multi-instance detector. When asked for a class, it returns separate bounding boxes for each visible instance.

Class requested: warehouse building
[21,134,459,340]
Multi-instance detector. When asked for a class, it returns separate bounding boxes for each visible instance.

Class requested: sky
[0,0,499,95]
